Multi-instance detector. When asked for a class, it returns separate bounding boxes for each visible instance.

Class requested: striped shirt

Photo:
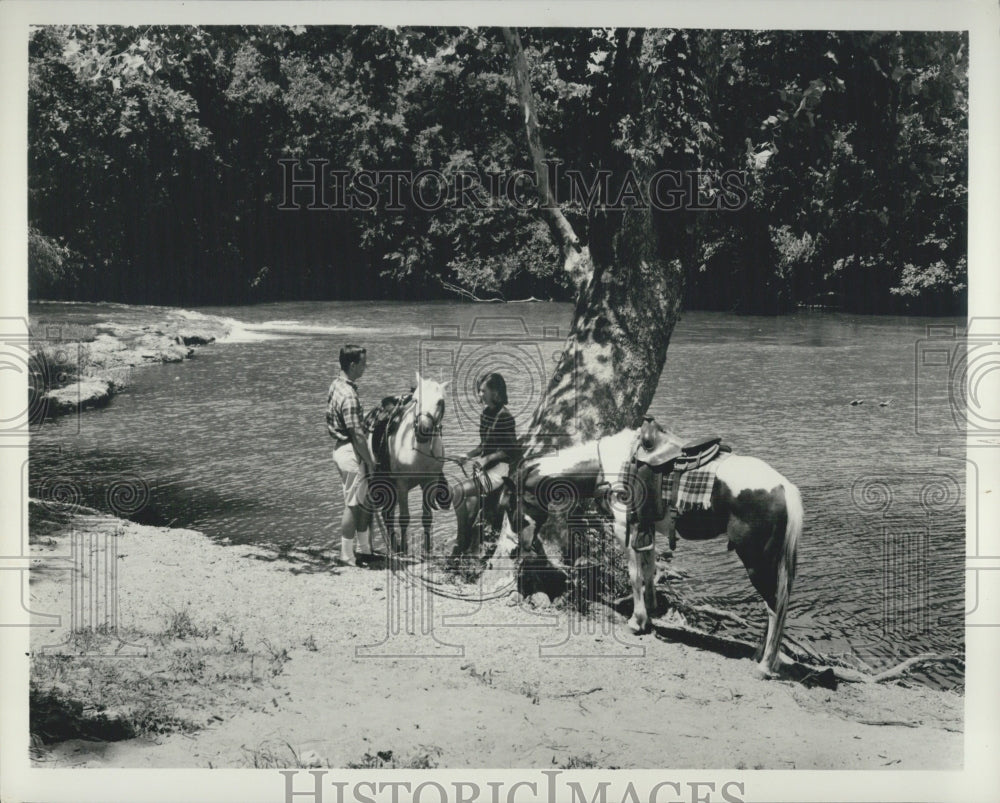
[326,376,364,444]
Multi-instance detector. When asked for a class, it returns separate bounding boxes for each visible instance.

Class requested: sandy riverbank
[27,502,963,770]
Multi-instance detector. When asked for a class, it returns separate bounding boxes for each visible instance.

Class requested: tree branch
[870,653,962,684]
[501,27,591,289]
[639,596,962,688]
[436,278,504,303]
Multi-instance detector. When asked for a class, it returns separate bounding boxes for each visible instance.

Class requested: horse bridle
[413,395,445,444]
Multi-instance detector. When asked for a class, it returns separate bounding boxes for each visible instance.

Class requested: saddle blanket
[663,452,731,513]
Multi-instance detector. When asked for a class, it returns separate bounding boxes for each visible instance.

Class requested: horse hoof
[755,661,779,679]
[627,615,648,635]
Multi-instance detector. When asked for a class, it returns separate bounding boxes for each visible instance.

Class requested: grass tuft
[346,746,441,770]
[30,619,296,754]
[161,608,204,640]
[240,741,302,769]
[556,753,619,770]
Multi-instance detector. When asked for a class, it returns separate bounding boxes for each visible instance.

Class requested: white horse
[498,418,802,675]
[370,372,449,555]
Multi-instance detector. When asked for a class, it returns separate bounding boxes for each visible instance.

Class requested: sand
[27,504,963,770]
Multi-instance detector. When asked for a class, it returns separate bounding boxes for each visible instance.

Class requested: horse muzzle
[415,412,437,443]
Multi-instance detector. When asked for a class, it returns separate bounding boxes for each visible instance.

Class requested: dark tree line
[29,26,967,314]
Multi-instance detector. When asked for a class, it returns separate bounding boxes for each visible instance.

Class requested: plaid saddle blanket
[663,452,731,513]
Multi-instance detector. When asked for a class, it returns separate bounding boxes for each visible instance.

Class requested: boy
[326,345,378,566]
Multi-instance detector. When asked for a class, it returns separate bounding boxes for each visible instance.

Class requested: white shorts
[332,442,369,508]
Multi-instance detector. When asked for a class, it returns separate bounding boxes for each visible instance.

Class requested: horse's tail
[768,480,802,671]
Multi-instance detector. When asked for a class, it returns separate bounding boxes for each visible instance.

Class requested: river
[28,300,966,688]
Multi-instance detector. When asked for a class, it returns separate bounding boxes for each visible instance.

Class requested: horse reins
[372,399,516,602]
[368,495,513,602]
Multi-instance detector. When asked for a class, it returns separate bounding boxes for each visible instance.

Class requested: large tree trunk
[481,29,693,580]
[501,28,689,454]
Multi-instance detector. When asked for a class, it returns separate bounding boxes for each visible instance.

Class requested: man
[326,345,378,566]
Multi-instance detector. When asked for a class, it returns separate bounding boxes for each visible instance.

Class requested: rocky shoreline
[30,308,232,418]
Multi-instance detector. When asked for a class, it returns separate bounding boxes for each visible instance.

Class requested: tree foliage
[28,25,967,314]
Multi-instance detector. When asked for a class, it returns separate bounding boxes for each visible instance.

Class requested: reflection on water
[29,301,965,688]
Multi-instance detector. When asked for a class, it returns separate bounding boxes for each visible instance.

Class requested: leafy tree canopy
[28,25,967,314]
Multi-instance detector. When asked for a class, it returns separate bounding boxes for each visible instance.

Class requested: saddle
[617,416,730,552]
[363,392,413,475]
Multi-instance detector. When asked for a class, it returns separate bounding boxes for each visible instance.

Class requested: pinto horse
[370,373,449,555]
[498,418,801,674]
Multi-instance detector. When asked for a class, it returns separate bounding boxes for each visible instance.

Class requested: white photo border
[2,2,997,802]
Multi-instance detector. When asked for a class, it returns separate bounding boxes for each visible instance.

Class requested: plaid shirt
[326,375,364,444]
